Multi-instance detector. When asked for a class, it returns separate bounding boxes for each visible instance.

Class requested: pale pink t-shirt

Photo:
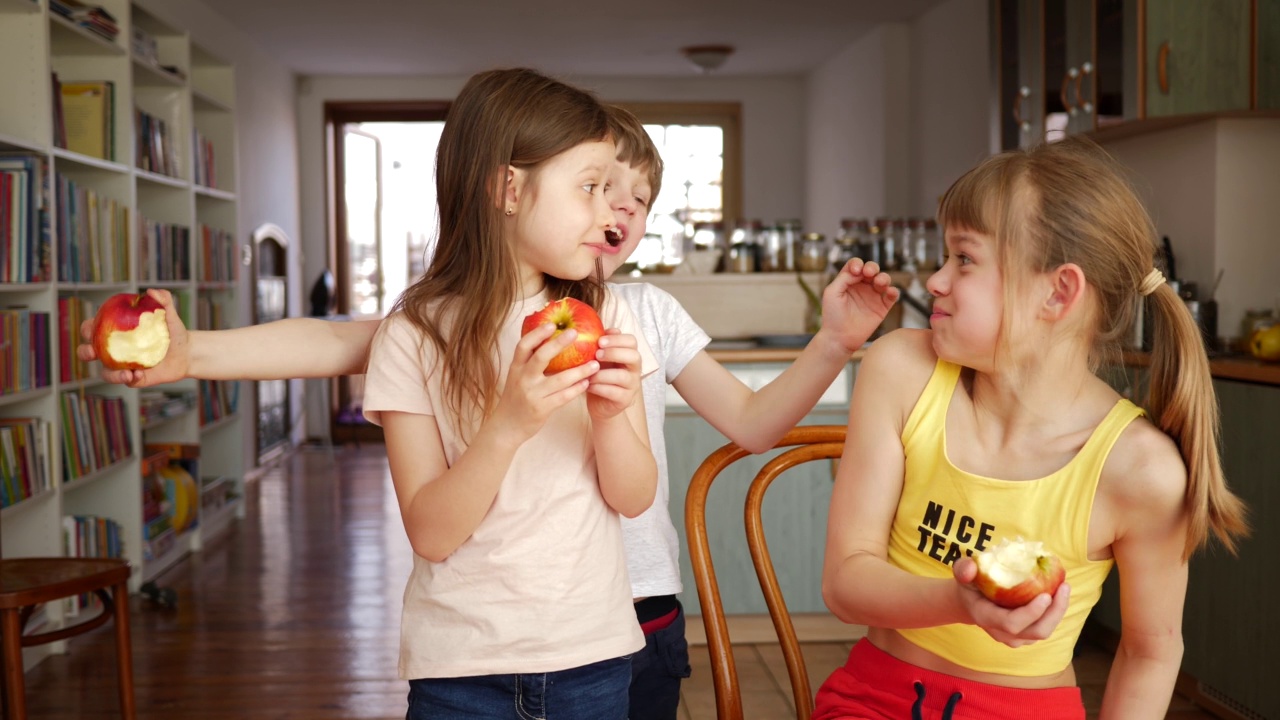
[363,289,657,679]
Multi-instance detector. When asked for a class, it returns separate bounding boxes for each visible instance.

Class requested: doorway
[325,102,449,443]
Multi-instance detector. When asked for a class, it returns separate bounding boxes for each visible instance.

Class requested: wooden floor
[17,445,1220,719]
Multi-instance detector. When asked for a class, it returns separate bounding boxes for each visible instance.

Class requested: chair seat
[0,558,132,611]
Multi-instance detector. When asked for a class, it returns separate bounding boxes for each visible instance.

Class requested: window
[617,102,741,268]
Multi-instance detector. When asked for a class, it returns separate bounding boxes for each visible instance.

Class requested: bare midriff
[868,627,1078,690]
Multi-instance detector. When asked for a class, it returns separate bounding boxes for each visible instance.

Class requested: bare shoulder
[1101,415,1188,520]
[854,329,939,424]
[859,329,938,387]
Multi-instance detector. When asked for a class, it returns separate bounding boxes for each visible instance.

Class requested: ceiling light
[681,44,735,73]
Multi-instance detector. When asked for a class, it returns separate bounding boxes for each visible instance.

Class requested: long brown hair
[937,136,1248,558]
[392,68,609,435]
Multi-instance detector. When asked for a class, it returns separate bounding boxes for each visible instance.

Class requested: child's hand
[584,328,641,421]
[819,258,901,354]
[77,288,190,388]
[951,556,1071,647]
[492,323,598,443]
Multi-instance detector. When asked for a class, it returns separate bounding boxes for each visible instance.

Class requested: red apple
[92,292,171,370]
[520,297,604,373]
[972,537,1065,609]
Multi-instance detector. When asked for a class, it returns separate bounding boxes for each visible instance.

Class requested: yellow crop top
[887,360,1141,676]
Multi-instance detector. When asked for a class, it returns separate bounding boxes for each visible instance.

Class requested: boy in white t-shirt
[600,107,898,719]
[77,105,899,720]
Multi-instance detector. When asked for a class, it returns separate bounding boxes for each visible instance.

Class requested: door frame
[323,101,450,443]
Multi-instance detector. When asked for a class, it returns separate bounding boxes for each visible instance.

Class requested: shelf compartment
[0,0,40,13]
[61,454,134,495]
[0,484,54,520]
[0,386,53,408]
[194,185,234,202]
[131,56,185,87]
[49,13,125,57]
[135,168,188,189]
[192,89,231,113]
[52,147,130,175]
[199,411,238,435]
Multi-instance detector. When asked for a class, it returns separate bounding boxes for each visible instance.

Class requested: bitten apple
[520,297,604,373]
[972,537,1065,609]
[91,292,171,370]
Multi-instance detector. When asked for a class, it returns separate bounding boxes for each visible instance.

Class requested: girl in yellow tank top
[815,137,1248,720]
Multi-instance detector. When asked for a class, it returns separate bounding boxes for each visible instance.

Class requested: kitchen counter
[1123,350,1280,386]
[708,345,1279,385]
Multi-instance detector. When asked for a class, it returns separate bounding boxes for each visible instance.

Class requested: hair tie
[1139,268,1165,296]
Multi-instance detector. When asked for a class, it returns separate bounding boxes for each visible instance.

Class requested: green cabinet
[991,0,1255,149]
[666,362,853,615]
[1259,0,1280,109]
[1177,379,1280,719]
[1145,0,1251,117]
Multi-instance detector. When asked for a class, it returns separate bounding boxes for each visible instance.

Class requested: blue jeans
[406,655,632,720]
[629,599,692,720]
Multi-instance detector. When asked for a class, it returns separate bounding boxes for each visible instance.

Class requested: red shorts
[813,639,1085,720]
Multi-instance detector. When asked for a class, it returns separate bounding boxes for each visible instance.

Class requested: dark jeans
[406,655,631,720]
[629,597,692,720]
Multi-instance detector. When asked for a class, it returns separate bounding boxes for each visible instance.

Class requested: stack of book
[49,0,119,42]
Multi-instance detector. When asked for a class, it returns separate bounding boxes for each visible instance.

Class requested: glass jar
[863,219,884,267]
[759,225,791,272]
[796,232,829,272]
[832,218,861,270]
[877,217,898,271]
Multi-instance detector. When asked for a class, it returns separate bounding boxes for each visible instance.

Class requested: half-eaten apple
[972,537,1065,609]
[92,292,171,370]
[520,297,604,373]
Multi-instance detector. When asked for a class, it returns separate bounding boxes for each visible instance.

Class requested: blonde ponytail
[1143,282,1249,558]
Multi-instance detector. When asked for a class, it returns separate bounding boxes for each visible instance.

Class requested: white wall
[804,0,991,237]
[1214,119,1280,339]
[1103,121,1218,293]
[295,74,806,299]
[909,0,991,215]
[136,0,303,463]
[1102,117,1280,344]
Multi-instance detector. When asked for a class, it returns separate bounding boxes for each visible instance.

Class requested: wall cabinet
[0,0,246,657]
[665,361,853,615]
[992,0,1254,151]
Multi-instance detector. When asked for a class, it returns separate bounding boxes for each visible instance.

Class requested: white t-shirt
[609,282,711,599]
[362,288,657,679]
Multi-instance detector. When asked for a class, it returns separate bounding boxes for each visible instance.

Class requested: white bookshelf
[0,0,247,663]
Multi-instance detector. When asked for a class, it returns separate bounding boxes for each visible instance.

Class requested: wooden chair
[0,558,135,719]
[685,425,847,720]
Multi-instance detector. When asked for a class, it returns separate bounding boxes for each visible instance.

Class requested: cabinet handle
[1013,86,1031,132]
[1077,62,1093,114]
[1157,42,1171,95]
[1062,68,1080,116]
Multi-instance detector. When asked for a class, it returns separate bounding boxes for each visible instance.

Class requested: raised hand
[489,324,598,443]
[77,288,190,387]
[951,555,1072,648]
[585,328,641,421]
[820,258,901,353]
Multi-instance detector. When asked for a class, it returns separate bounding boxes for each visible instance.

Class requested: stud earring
[505,207,514,216]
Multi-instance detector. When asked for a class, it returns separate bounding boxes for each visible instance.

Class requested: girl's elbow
[726,431,773,455]
[410,535,457,564]
[821,576,861,625]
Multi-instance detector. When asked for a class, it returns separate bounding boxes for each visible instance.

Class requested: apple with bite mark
[91,292,171,370]
[972,537,1065,609]
[520,298,604,373]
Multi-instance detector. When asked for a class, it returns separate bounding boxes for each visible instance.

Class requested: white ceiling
[205,0,952,77]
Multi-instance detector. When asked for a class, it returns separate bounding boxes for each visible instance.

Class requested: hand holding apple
[520,298,605,374]
[91,292,172,371]
[972,537,1066,609]
[584,329,642,421]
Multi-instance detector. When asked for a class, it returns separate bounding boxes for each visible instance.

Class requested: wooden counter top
[706,347,869,363]
[709,344,1280,386]
[1123,351,1280,386]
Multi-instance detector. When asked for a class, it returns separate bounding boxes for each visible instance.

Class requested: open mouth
[605,227,623,247]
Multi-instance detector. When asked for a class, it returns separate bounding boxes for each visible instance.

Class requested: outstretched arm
[674,258,898,453]
[78,288,380,386]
